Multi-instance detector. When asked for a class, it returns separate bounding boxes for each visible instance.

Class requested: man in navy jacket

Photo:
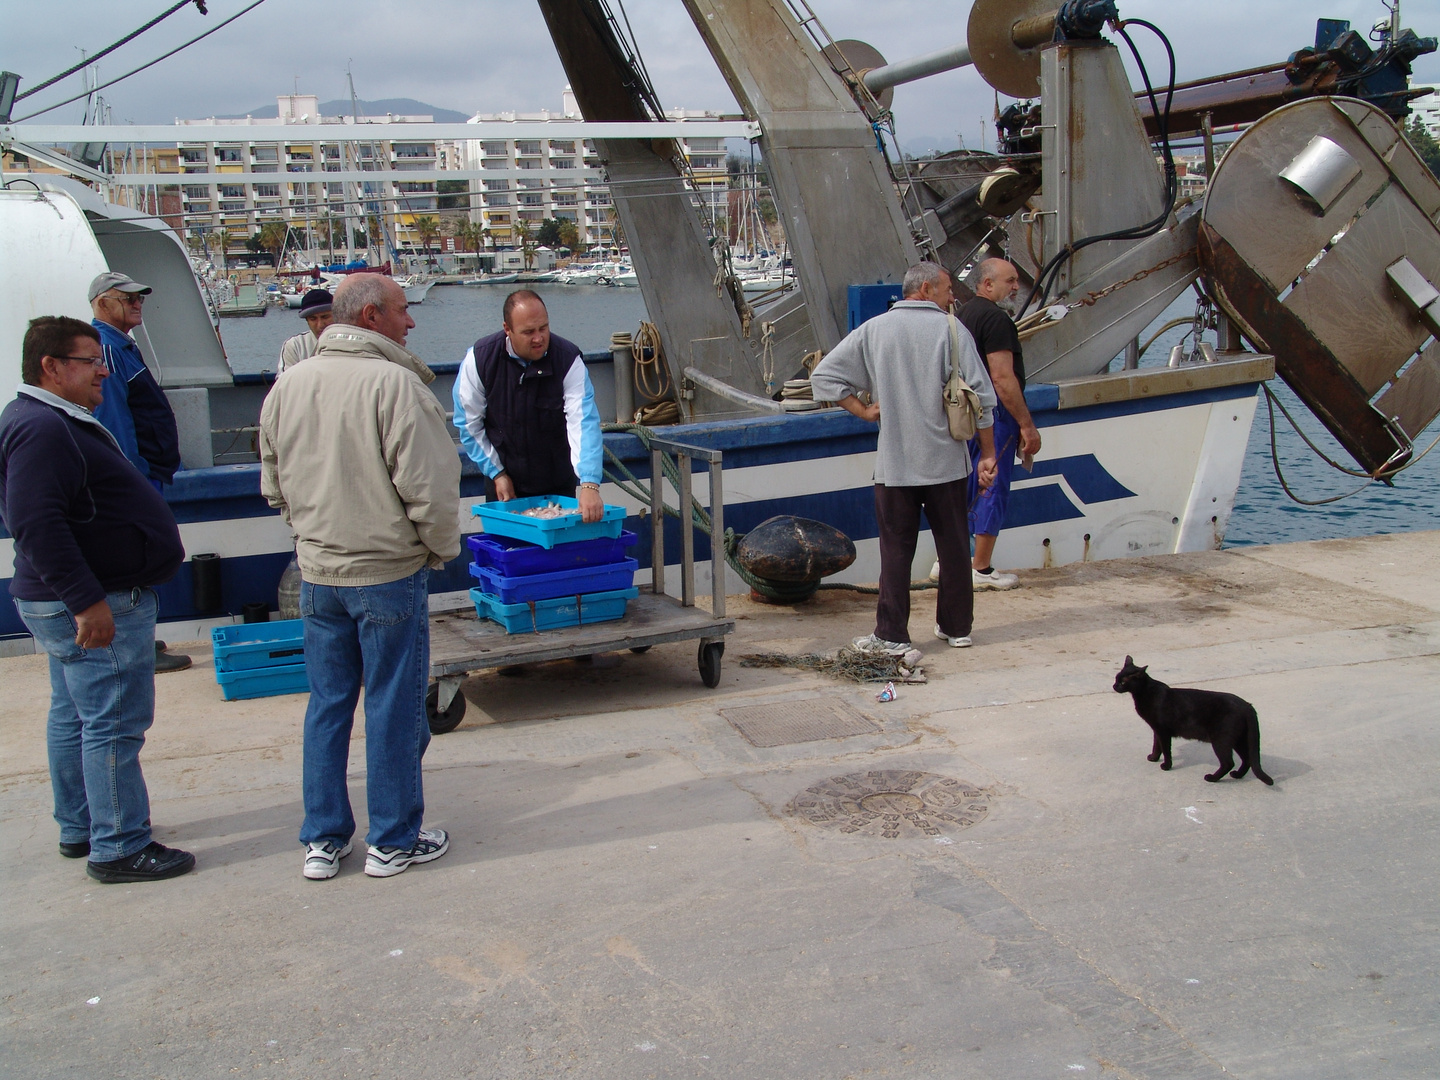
[0,316,194,884]
[88,270,190,673]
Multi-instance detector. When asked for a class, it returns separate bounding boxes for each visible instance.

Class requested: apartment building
[463,87,729,250]
[174,94,449,260]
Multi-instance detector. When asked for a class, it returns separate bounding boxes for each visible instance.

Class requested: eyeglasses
[52,355,110,370]
[104,293,145,306]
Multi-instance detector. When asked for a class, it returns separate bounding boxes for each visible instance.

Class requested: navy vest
[470,330,582,495]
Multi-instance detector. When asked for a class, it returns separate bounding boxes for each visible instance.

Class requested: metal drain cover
[721,697,878,748]
[789,769,990,838]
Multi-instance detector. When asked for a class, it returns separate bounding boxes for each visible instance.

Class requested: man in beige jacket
[260,274,461,881]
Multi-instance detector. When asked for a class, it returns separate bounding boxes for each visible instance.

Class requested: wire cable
[1018,18,1178,317]
[15,0,207,102]
[13,0,266,123]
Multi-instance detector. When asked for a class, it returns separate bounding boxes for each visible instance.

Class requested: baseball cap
[88,271,153,303]
[297,288,334,317]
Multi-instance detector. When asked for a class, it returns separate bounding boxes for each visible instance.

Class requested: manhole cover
[789,769,990,838]
[721,697,879,748]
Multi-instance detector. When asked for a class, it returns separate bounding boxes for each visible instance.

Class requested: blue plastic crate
[467,530,637,576]
[469,557,638,604]
[472,496,625,549]
[215,660,310,701]
[212,619,306,672]
[469,586,638,634]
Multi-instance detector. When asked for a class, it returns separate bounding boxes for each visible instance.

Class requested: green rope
[601,422,941,602]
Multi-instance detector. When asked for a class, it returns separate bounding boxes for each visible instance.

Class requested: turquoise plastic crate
[215,660,310,701]
[212,619,305,671]
[469,585,638,634]
[471,496,625,549]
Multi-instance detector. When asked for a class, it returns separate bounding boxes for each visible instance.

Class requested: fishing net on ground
[739,645,927,683]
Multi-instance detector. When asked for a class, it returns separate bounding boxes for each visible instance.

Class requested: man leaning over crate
[260,274,461,881]
[453,289,606,522]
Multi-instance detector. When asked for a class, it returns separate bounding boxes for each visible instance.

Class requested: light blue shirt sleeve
[562,353,604,485]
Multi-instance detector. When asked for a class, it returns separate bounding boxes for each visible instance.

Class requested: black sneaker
[87,841,196,883]
[155,643,192,674]
[59,840,90,859]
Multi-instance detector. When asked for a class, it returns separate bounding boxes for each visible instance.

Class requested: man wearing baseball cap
[278,288,333,374]
[89,271,190,674]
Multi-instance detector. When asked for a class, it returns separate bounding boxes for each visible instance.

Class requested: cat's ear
[1124,655,1133,666]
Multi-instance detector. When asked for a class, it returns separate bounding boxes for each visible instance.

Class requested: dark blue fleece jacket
[0,391,184,613]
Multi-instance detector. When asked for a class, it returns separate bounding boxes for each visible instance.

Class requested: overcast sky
[5,0,1439,148]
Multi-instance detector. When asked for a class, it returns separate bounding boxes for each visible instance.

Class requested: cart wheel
[629,645,652,654]
[426,682,466,735]
[698,641,724,688]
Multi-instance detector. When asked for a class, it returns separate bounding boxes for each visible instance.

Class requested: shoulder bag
[943,314,982,442]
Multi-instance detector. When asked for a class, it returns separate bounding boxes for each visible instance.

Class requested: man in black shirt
[959,258,1041,590]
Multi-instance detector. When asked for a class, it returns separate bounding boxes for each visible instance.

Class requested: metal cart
[425,437,734,733]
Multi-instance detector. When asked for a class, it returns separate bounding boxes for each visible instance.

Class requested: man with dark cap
[278,288,334,373]
[88,271,190,673]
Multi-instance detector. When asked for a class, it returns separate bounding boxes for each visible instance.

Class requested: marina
[2,1,1440,1074]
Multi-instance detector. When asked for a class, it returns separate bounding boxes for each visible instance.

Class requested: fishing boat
[2,0,1437,645]
[395,277,437,305]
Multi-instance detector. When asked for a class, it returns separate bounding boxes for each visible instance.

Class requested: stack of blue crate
[212,619,309,700]
[468,496,639,633]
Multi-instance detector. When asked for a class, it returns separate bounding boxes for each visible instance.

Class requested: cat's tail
[1248,712,1274,786]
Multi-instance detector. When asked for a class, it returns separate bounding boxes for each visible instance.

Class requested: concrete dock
[3,532,1437,1079]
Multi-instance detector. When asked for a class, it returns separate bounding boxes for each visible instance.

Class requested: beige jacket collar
[314,323,436,385]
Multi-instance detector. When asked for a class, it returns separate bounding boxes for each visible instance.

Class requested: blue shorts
[968,402,1020,537]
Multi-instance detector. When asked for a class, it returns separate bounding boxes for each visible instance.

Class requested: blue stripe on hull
[2,382,1261,639]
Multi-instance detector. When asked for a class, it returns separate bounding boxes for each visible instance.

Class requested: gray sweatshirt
[810,300,996,486]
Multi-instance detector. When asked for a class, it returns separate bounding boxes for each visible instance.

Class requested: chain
[1070,247,1197,308]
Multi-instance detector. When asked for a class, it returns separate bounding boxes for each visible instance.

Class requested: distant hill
[219,98,471,123]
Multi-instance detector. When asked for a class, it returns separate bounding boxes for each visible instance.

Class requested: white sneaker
[302,840,353,880]
[852,633,912,657]
[928,560,940,582]
[365,827,449,878]
[972,567,1020,591]
[934,625,972,648]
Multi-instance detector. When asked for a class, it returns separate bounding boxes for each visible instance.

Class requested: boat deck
[3,531,1437,1078]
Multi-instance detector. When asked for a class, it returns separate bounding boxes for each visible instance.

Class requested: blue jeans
[16,588,158,861]
[299,568,431,850]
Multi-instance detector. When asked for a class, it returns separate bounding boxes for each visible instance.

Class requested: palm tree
[413,214,440,258]
[450,218,480,268]
[258,221,289,267]
[514,220,537,271]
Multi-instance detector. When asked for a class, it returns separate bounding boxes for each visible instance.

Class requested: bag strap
[946,314,957,382]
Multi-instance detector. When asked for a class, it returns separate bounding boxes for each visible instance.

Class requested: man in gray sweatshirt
[810,263,997,653]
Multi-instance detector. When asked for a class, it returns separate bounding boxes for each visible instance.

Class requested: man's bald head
[975,259,1020,304]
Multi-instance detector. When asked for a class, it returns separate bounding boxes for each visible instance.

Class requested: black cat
[1113,656,1274,785]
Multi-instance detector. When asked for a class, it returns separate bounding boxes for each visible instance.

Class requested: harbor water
[217,284,1439,550]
